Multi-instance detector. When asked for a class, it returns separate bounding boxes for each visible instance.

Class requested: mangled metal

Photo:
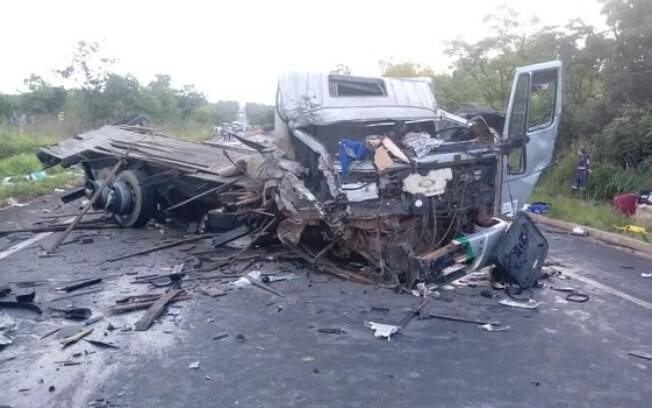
[37,62,563,292]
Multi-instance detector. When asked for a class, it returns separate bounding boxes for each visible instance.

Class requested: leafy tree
[601,0,652,105]
[57,41,115,125]
[245,102,274,126]
[144,74,180,120]
[100,74,145,121]
[0,95,12,120]
[213,101,239,124]
[176,85,206,120]
[20,74,66,115]
[381,61,433,78]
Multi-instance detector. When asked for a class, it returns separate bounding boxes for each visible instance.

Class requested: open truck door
[501,61,563,216]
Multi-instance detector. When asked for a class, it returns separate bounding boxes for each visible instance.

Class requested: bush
[597,105,652,169]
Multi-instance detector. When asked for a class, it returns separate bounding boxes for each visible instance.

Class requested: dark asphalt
[0,195,650,408]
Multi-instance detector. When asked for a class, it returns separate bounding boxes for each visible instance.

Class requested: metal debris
[58,277,102,292]
[60,328,93,347]
[628,351,652,361]
[365,321,399,341]
[84,339,120,349]
[498,299,541,310]
[479,323,511,332]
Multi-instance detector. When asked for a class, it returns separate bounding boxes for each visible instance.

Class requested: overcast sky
[0,0,606,103]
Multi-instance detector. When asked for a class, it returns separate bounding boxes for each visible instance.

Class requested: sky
[0,0,606,103]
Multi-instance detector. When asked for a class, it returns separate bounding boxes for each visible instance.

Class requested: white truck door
[500,61,563,216]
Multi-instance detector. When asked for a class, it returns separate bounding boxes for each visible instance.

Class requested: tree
[0,95,13,120]
[20,74,66,115]
[601,0,652,105]
[213,101,239,124]
[176,85,206,120]
[144,74,180,120]
[100,74,145,121]
[57,41,115,125]
[380,61,433,78]
[245,102,274,126]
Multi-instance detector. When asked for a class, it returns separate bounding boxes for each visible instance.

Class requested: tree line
[0,41,274,133]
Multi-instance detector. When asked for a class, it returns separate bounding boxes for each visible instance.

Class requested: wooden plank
[133,289,183,331]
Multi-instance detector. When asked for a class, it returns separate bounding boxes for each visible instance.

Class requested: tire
[113,170,156,228]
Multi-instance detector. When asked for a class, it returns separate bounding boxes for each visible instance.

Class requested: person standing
[573,148,591,190]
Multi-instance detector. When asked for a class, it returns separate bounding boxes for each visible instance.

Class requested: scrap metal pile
[36,70,562,292]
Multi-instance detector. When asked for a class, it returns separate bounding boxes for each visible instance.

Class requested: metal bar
[163,177,241,212]
[47,159,124,253]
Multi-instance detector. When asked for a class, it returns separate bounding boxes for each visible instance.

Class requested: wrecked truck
[37,61,563,290]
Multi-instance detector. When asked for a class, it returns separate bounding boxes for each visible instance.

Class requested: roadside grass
[0,128,79,207]
[0,153,65,179]
[530,189,651,241]
[0,130,63,159]
[159,123,214,141]
[0,171,82,208]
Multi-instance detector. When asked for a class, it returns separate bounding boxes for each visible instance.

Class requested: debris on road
[199,286,227,298]
[108,291,191,314]
[0,301,43,314]
[103,234,215,263]
[628,351,652,361]
[58,277,103,292]
[15,289,36,303]
[60,327,93,347]
[641,273,651,278]
[571,226,588,237]
[317,328,345,335]
[134,289,184,331]
[49,287,104,303]
[188,361,200,369]
[565,293,590,303]
[499,299,541,310]
[422,312,498,326]
[479,323,510,332]
[49,307,92,321]
[84,338,120,349]
[212,333,228,340]
[365,321,399,341]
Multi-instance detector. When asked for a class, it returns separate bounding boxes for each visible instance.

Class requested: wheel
[112,170,156,227]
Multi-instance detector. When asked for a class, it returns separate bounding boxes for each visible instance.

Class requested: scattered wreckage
[36,61,563,291]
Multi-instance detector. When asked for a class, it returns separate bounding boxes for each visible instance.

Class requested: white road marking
[0,217,75,261]
[0,232,52,261]
[562,269,652,312]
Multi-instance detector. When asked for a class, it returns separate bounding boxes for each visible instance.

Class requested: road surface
[0,194,650,408]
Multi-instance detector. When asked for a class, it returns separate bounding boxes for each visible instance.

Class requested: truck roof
[276,73,437,128]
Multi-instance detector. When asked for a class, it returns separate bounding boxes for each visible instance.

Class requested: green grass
[158,122,214,141]
[531,190,651,241]
[0,153,65,178]
[0,128,79,206]
[0,171,82,207]
[0,130,63,159]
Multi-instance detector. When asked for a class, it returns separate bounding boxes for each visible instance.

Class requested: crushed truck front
[273,66,561,287]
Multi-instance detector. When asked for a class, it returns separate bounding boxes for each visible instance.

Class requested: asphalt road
[0,195,650,408]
